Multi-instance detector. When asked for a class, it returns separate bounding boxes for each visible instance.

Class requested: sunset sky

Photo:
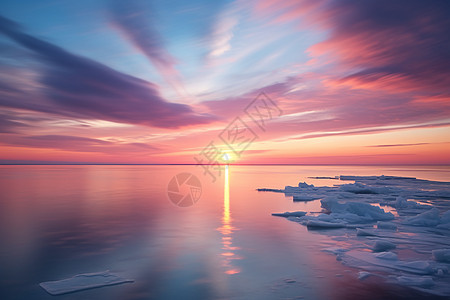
[0,0,449,164]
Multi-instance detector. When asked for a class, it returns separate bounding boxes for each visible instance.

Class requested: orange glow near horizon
[1,2,450,166]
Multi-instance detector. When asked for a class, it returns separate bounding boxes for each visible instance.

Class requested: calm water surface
[1,165,449,299]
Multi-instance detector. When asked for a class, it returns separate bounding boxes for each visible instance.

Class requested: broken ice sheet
[261,175,450,296]
[39,271,133,295]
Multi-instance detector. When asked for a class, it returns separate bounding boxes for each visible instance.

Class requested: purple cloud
[367,143,430,148]
[0,113,30,133]
[0,15,215,128]
[1,134,158,153]
[309,0,450,95]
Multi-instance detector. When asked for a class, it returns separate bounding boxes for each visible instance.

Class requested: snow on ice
[39,271,133,295]
[262,175,450,296]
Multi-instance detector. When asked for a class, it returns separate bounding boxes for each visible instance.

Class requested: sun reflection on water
[217,165,241,275]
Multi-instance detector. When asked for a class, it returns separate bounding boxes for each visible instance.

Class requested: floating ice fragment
[272,211,307,218]
[356,228,377,236]
[395,275,434,288]
[257,188,283,192]
[432,249,450,263]
[285,186,301,193]
[322,247,348,255]
[398,261,433,275]
[404,208,440,227]
[374,251,398,260]
[39,271,133,295]
[306,220,346,228]
[339,183,379,194]
[292,194,321,201]
[436,223,450,230]
[376,221,397,230]
[373,240,396,252]
[298,182,314,188]
[321,198,394,222]
[343,251,433,275]
[358,271,371,280]
[393,196,426,209]
[441,210,450,224]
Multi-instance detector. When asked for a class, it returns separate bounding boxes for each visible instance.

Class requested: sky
[0,0,449,165]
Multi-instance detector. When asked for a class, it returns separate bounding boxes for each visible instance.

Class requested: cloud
[255,0,450,95]
[0,134,158,154]
[0,15,216,128]
[0,113,30,133]
[207,6,238,58]
[367,143,429,148]
[109,0,188,99]
[309,0,450,95]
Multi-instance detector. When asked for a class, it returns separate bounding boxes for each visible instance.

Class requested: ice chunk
[393,196,425,209]
[321,198,394,222]
[257,188,283,192]
[436,223,450,230]
[358,271,371,280]
[306,220,346,228]
[441,210,450,224]
[272,211,307,218]
[39,271,133,295]
[395,276,434,288]
[432,249,450,263]
[356,228,377,236]
[284,186,301,193]
[298,182,314,188]
[377,221,397,230]
[292,194,321,201]
[399,261,433,274]
[373,240,396,252]
[339,182,379,194]
[322,247,348,255]
[343,251,433,275]
[404,208,440,227]
[374,251,398,260]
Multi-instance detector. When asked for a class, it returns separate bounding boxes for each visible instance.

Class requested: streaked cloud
[109,0,188,100]
[367,143,430,148]
[0,15,216,129]
[0,0,449,164]
[1,134,158,154]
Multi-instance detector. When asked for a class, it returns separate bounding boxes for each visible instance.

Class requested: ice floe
[272,211,307,218]
[357,271,372,280]
[395,275,435,288]
[377,221,397,230]
[261,175,450,296]
[372,240,396,252]
[39,271,133,295]
[433,249,450,263]
[404,208,441,227]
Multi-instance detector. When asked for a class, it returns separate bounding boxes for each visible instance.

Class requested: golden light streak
[217,165,241,275]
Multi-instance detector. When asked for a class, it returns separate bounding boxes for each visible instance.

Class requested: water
[0,165,449,299]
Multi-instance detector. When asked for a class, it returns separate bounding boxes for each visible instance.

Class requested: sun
[221,152,235,164]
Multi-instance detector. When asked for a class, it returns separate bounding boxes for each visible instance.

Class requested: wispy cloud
[307,0,450,95]
[0,15,216,128]
[207,4,238,59]
[1,134,158,154]
[109,0,188,100]
[367,143,430,148]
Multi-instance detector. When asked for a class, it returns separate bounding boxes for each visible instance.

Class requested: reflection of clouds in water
[217,165,242,275]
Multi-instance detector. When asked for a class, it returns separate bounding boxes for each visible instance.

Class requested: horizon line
[1,163,449,166]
